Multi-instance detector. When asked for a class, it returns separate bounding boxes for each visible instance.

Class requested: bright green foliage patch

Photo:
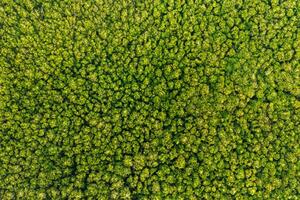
[0,0,300,199]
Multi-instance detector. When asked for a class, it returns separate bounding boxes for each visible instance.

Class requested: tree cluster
[0,0,299,199]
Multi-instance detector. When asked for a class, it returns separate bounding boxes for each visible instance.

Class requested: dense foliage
[0,0,299,199]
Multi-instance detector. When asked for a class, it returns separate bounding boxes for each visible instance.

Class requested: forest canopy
[0,0,299,199]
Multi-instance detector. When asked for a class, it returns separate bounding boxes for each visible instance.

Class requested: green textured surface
[0,0,299,199]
